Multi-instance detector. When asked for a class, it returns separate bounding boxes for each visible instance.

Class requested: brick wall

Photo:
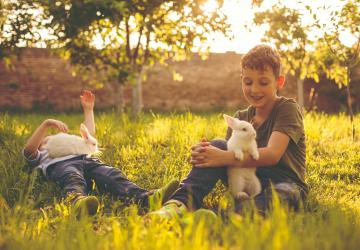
[0,47,305,112]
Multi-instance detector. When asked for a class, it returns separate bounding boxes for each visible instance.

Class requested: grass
[0,111,360,249]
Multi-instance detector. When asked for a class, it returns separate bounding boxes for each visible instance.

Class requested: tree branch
[349,35,360,65]
[324,32,347,63]
[132,23,144,66]
[143,27,151,66]
[125,17,131,61]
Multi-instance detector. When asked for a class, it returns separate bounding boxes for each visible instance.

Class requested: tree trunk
[115,83,125,112]
[345,66,355,141]
[296,78,304,109]
[131,70,143,115]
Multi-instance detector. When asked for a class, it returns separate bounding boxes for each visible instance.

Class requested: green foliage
[312,40,348,88]
[0,1,46,61]
[1,111,360,249]
[252,0,360,86]
[24,0,230,85]
[252,2,317,81]
[311,0,360,87]
[309,0,360,139]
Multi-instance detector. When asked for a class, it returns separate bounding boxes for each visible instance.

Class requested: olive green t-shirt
[225,96,307,192]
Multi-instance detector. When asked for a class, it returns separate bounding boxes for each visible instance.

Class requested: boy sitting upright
[150,44,308,218]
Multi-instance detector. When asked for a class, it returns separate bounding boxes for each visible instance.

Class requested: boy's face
[241,66,284,109]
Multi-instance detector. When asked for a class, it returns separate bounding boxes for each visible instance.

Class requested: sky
[203,0,354,53]
[203,0,265,53]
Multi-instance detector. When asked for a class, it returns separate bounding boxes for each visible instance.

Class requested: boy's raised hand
[45,119,68,133]
[80,90,95,110]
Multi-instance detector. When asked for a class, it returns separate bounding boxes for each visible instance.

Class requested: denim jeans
[47,155,150,206]
[170,139,306,213]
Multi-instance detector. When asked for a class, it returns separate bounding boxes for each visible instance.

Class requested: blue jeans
[170,139,307,213]
[47,156,150,207]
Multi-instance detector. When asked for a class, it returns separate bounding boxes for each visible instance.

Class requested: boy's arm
[80,90,95,136]
[191,131,290,168]
[228,131,290,168]
[192,102,302,168]
[23,119,68,159]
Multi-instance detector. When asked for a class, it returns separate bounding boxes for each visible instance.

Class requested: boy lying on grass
[150,44,308,219]
[23,90,178,216]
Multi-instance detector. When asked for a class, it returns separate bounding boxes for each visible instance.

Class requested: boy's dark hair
[241,44,282,78]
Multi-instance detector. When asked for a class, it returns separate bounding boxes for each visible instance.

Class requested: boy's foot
[72,195,100,217]
[193,208,217,221]
[148,179,180,210]
[146,199,187,220]
[183,208,218,226]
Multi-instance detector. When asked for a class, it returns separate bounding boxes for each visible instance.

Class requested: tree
[30,0,230,114]
[252,2,318,108]
[0,1,46,64]
[311,0,360,140]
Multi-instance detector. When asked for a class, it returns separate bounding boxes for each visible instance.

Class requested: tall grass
[0,111,360,249]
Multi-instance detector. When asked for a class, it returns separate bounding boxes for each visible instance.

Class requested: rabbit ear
[80,124,90,140]
[223,114,237,130]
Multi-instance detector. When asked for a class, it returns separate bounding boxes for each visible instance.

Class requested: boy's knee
[274,183,301,199]
[273,183,302,209]
[210,139,227,150]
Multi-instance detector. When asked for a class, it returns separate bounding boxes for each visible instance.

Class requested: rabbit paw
[235,192,250,201]
[234,150,244,161]
[251,150,260,160]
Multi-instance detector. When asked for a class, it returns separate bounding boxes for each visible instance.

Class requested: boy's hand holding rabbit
[190,124,256,168]
[44,119,69,133]
[191,144,236,168]
[23,119,68,159]
[190,137,238,168]
[192,114,291,169]
[191,143,254,168]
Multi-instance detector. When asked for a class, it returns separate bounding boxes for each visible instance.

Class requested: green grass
[1,111,360,250]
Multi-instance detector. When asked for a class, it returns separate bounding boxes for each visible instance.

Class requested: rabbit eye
[242,128,247,131]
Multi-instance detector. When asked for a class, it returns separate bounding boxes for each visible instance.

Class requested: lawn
[0,111,360,250]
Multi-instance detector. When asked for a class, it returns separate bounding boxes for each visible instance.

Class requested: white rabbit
[41,123,98,158]
[224,114,261,201]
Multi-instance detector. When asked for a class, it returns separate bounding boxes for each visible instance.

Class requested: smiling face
[241,66,284,109]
